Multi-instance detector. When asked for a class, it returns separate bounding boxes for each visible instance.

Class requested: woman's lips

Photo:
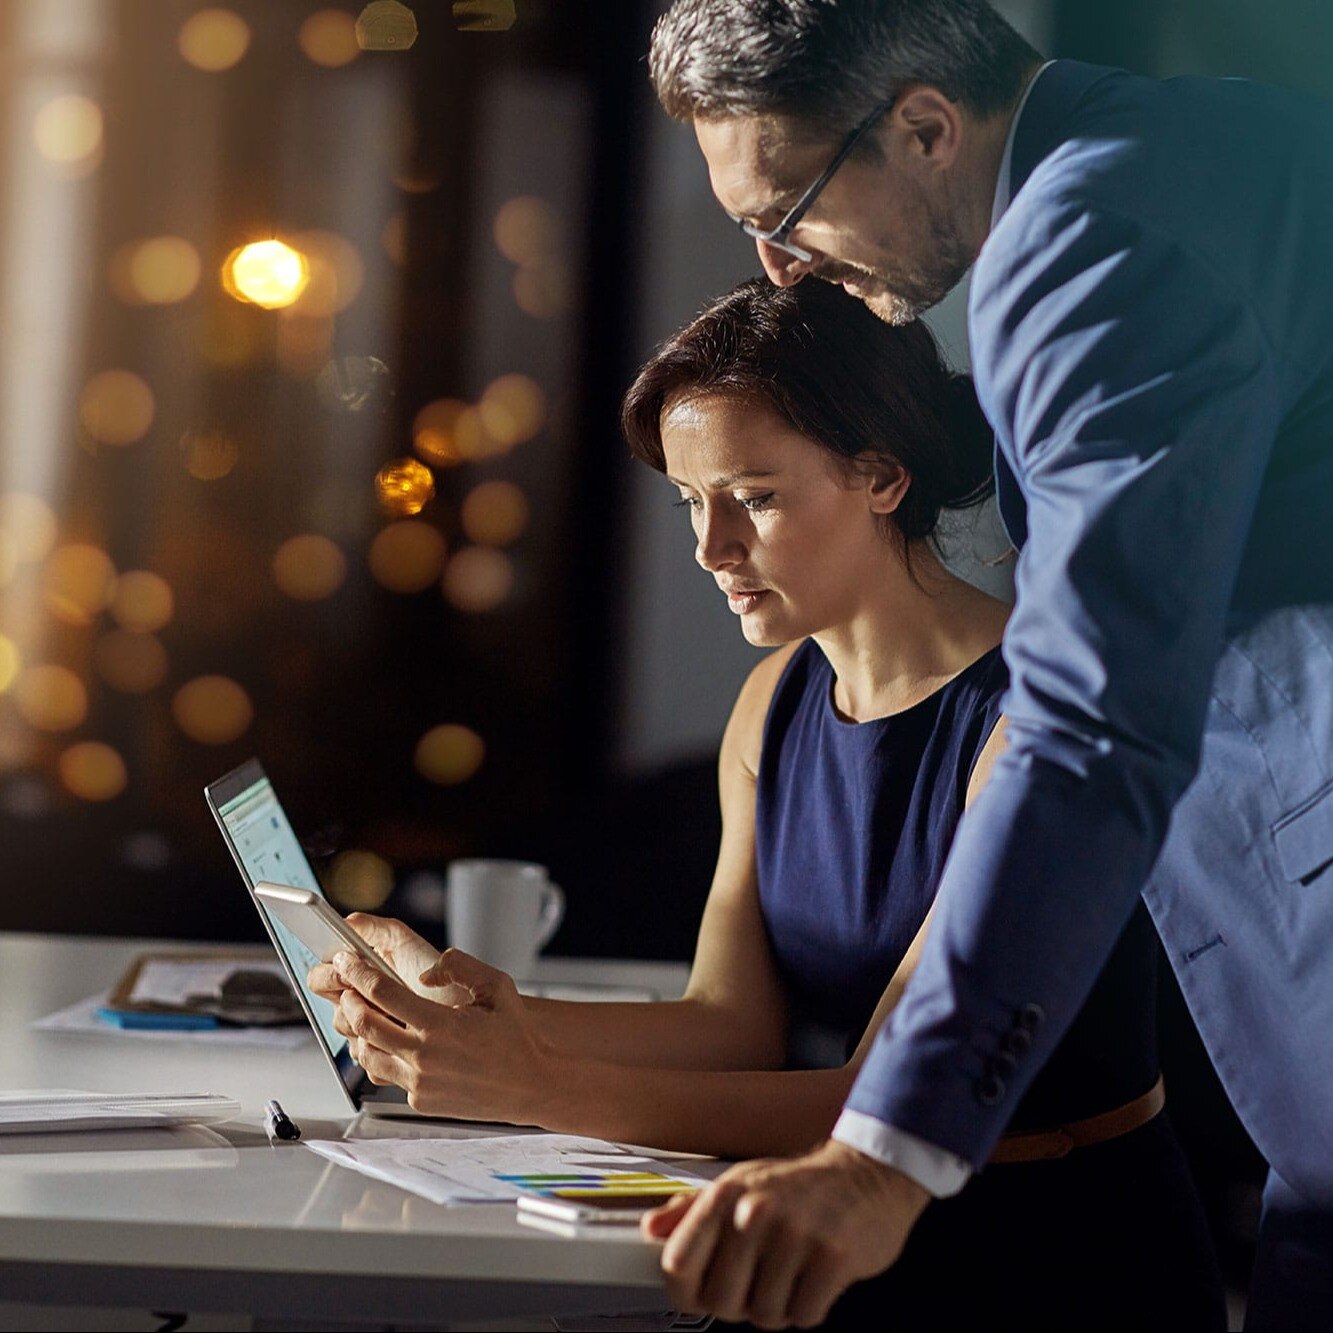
[726,590,769,615]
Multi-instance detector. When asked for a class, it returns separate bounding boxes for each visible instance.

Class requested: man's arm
[844,199,1280,1163]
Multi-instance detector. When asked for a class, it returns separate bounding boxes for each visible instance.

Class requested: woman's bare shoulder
[723,640,806,782]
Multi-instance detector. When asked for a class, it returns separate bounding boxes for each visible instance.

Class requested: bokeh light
[460,481,529,547]
[59,742,128,802]
[272,534,347,602]
[299,9,362,66]
[33,95,103,169]
[355,0,419,50]
[277,315,335,377]
[13,665,88,732]
[43,544,117,626]
[368,520,446,593]
[79,370,155,446]
[493,196,557,266]
[181,430,239,480]
[513,264,570,319]
[0,493,58,564]
[110,570,174,633]
[172,675,254,745]
[412,399,471,466]
[443,546,514,613]
[109,236,201,306]
[478,374,546,447]
[317,355,391,414]
[289,230,363,317]
[0,637,20,694]
[326,849,395,911]
[95,631,168,694]
[179,8,251,72]
[223,240,310,310]
[375,457,436,517]
[414,724,485,786]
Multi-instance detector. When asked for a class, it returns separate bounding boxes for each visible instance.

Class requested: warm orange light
[412,399,471,466]
[33,95,103,169]
[181,430,239,480]
[172,675,254,745]
[111,571,174,633]
[414,724,485,786]
[326,850,395,911]
[0,637,20,694]
[95,631,168,695]
[79,370,156,446]
[375,457,436,517]
[299,9,362,67]
[461,481,529,547]
[289,230,363,317]
[109,236,201,306]
[272,534,347,601]
[179,8,251,71]
[0,492,58,564]
[355,1,419,50]
[513,264,570,319]
[43,544,117,626]
[478,374,546,447]
[493,196,557,266]
[443,546,514,613]
[13,665,88,732]
[223,240,310,310]
[277,315,335,377]
[368,520,446,593]
[59,742,128,802]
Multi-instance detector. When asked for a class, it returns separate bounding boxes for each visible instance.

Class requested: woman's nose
[695,510,744,571]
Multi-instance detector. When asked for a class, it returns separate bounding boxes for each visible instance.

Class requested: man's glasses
[725,96,896,263]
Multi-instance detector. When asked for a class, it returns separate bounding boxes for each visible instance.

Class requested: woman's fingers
[307,962,344,999]
[419,946,506,996]
[641,1192,697,1240]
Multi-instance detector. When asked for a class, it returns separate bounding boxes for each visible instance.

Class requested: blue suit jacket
[846,60,1333,1205]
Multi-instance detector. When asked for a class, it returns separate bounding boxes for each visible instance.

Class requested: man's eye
[739,493,775,512]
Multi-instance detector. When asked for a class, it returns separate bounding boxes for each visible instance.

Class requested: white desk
[0,932,694,1330]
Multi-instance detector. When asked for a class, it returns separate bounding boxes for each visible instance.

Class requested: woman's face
[660,394,906,647]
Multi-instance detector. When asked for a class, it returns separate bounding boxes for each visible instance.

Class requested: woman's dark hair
[621,277,994,545]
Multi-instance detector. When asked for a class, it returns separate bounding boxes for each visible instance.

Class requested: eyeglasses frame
[725,95,897,263]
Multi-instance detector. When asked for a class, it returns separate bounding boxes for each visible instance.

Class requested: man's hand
[642,1139,929,1330]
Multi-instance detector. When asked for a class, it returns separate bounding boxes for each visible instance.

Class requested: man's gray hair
[650,0,1042,137]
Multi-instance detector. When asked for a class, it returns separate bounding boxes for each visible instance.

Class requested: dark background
[4,0,1331,1296]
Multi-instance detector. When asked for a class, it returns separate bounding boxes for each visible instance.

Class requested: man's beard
[814,197,973,326]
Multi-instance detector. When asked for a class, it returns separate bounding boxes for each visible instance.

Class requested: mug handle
[535,882,565,952]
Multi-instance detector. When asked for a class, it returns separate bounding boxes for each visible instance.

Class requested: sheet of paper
[129,958,288,1006]
[31,993,311,1050]
[303,1133,711,1205]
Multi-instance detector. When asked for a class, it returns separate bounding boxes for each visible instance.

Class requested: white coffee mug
[445,859,565,980]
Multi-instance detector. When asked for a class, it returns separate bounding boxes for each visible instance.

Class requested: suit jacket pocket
[1273,777,1333,884]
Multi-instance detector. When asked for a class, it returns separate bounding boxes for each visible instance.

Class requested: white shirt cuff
[831,1109,973,1199]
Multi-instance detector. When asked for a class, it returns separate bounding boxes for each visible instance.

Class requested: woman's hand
[330,947,553,1123]
[307,914,459,1006]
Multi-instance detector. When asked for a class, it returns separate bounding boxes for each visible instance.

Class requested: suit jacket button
[976,1074,1006,1105]
[1017,1003,1045,1032]
[1001,1028,1033,1056]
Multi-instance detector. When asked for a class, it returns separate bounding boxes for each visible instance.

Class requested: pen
[263,1098,302,1146]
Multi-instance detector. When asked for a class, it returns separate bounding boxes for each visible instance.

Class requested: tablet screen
[207,760,358,1098]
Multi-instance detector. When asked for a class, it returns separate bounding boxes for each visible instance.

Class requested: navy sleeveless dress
[750,639,1225,1330]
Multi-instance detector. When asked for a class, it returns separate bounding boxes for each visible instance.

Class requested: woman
[312,279,1224,1329]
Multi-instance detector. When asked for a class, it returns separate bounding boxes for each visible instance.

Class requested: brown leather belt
[988,1075,1166,1164]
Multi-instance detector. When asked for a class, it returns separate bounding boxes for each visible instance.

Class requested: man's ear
[863,458,912,515]
[891,86,964,168]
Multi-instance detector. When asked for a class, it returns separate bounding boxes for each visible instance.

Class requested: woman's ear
[863,458,912,515]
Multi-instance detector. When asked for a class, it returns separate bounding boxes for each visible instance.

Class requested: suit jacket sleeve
[844,199,1281,1165]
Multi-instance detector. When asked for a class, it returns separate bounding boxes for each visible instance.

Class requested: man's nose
[756,238,813,287]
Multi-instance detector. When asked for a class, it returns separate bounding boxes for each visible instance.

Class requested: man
[641,2,1333,1328]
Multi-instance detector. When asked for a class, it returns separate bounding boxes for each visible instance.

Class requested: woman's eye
[672,495,701,511]
[739,493,775,512]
